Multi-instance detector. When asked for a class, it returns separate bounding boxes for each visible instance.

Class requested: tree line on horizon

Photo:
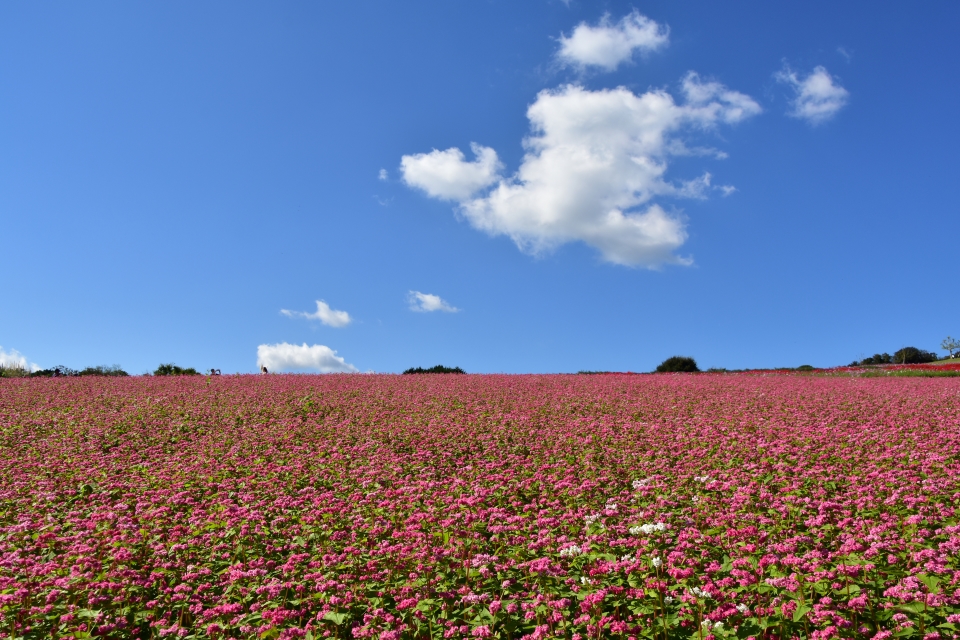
[2,337,958,379]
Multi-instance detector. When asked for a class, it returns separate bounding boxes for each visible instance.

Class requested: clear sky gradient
[3,2,958,373]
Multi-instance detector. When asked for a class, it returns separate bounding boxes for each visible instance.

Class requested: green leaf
[792,604,811,622]
[323,611,348,625]
[917,574,941,594]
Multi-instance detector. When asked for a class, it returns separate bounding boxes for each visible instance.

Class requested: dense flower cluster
[2,374,959,639]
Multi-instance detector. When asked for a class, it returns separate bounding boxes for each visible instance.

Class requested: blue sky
[2,1,958,374]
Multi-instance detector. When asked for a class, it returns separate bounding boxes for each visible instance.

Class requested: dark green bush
[79,365,128,377]
[402,365,465,374]
[154,363,200,376]
[893,347,938,364]
[796,365,815,371]
[655,356,700,373]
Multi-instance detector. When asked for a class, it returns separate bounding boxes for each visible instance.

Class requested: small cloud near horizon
[256,342,358,373]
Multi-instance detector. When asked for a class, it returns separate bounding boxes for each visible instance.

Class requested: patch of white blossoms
[629,522,666,536]
[559,545,583,558]
[689,587,712,599]
[632,478,653,489]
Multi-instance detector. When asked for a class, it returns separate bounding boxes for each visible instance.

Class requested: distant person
[260,366,268,374]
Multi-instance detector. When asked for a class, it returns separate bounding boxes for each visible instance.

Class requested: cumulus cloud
[0,346,39,372]
[280,300,352,328]
[557,10,669,72]
[256,343,358,373]
[775,65,849,125]
[400,143,502,201]
[408,291,459,313]
[401,74,760,267]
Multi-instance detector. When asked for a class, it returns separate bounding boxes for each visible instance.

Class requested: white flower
[580,576,592,585]
[632,478,652,489]
[664,596,674,603]
[690,587,712,599]
[651,557,662,568]
[702,619,712,628]
[694,475,711,483]
[736,603,749,615]
[584,513,601,525]
[559,545,582,558]
[713,622,724,631]
[621,554,634,562]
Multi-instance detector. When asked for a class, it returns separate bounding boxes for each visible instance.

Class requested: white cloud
[557,10,669,72]
[256,343,358,373]
[281,300,352,328]
[0,346,39,372]
[378,168,388,180]
[775,65,849,125]
[408,291,459,313]
[401,74,760,267]
[400,143,502,200]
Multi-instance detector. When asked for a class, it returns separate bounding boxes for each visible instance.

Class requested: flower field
[2,374,960,639]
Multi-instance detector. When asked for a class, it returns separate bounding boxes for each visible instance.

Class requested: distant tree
[154,363,200,376]
[893,347,937,365]
[78,365,128,377]
[942,336,960,358]
[853,353,893,366]
[796,365,815,371]
[30,365,79,377]
[402,365,465,374]
[655,356,700,373]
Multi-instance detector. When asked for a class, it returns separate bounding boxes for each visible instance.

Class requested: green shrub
[655,356,700,373]
[0,364,30,378]
[402,365,465,374]
[154,363,200,376]
[893,347,938,365]
[79,365,128,377]
[796,365,815,371]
